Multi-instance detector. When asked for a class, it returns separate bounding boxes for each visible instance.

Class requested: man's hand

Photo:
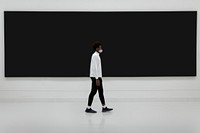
[96,79,100,86]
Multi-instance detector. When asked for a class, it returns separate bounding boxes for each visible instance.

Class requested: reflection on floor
[0,101,199,133]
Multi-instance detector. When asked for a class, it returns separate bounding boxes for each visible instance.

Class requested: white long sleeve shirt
[89,51,102,79]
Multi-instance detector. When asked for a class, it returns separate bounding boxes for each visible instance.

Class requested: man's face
[97,45,103,53]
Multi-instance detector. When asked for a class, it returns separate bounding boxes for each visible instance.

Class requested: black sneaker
[85,108,97,113]
[102,107,113,112]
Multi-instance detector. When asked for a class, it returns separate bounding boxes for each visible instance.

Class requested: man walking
[85,41,113,113]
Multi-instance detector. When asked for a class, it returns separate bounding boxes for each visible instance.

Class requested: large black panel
[4,11,197,77]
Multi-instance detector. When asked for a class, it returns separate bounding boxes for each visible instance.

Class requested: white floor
[0,101,200,133]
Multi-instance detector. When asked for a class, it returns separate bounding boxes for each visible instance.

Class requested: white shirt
[89,51,102,79]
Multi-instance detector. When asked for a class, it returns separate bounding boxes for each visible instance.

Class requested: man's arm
[92,55,101,86]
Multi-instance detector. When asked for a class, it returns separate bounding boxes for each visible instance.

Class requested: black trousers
[87,77,106,106]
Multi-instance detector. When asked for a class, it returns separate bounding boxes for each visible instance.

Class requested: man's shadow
[85,111,113,129]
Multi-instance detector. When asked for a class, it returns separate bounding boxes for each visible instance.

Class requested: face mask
[99,49,103,53]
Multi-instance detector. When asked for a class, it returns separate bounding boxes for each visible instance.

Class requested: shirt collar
[95,51,99,55]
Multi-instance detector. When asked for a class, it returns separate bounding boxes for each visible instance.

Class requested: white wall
[0,0,199,102]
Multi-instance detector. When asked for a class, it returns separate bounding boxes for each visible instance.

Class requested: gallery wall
[0,0,199,102]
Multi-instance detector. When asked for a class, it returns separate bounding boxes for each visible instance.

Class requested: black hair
[92,41,102,51]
